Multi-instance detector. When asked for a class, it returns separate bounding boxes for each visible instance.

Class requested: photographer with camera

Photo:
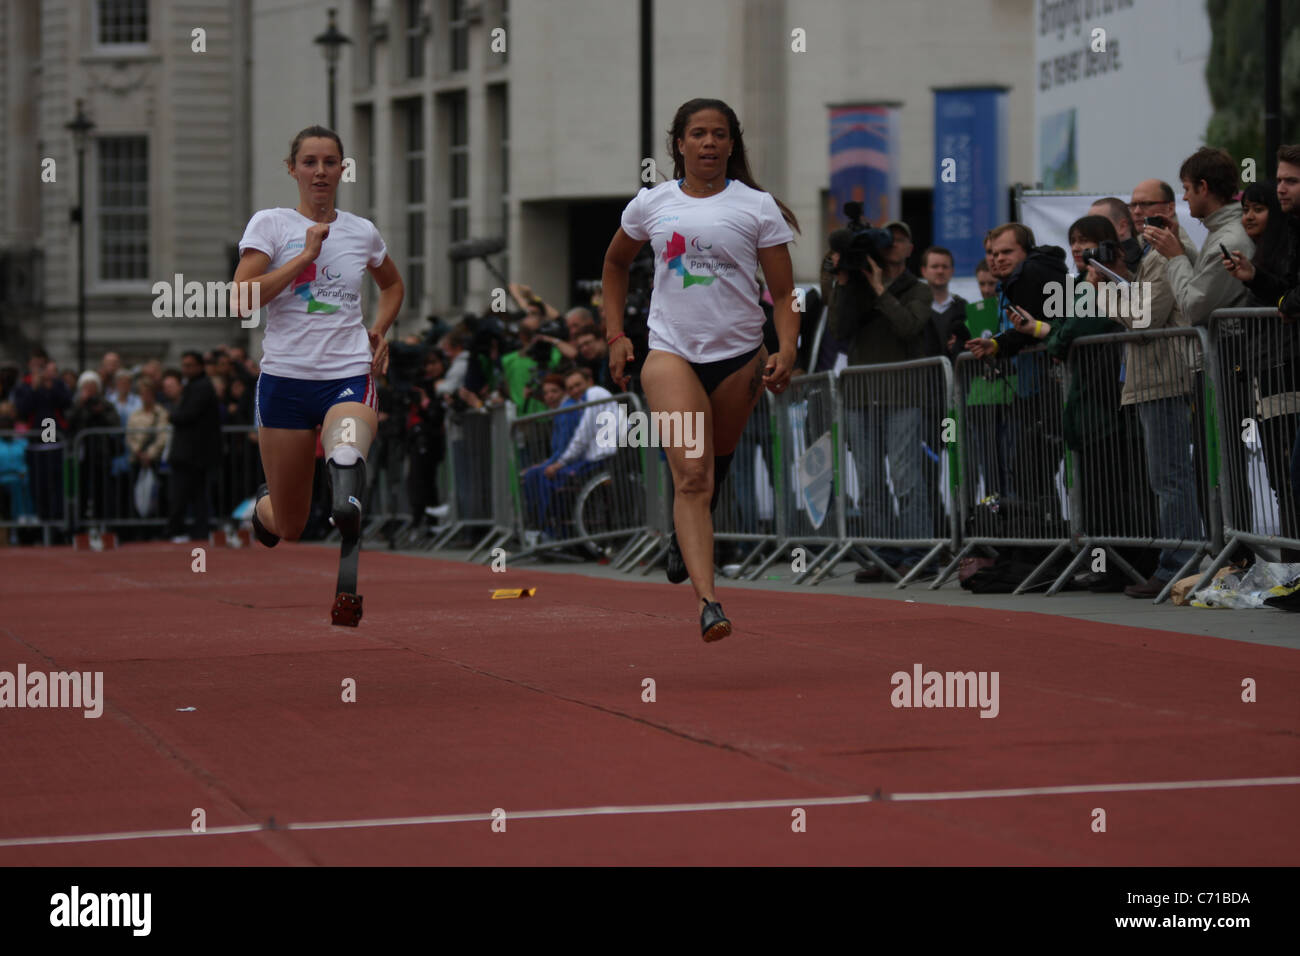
[502,309,565,417]
[828,214,935,580]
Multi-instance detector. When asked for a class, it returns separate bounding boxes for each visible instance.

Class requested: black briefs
[689,344,763,396]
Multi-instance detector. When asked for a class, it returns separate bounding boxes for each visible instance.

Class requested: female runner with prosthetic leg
[603,98,800,641]
[230,126,404,626]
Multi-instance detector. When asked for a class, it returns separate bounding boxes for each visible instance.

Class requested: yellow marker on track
[491,588,537,599]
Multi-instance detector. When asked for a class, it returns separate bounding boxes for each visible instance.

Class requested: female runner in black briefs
[602,98,800,641]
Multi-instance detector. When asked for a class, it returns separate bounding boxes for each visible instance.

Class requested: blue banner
[933,88,1008,278]
[829,105,899,228]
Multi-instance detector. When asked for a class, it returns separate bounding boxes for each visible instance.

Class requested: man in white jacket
[545,367,616,480]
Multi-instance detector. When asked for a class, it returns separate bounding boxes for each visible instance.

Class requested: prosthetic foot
[329,458,366,626]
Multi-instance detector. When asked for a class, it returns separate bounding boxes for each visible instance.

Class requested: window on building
[448,0,469,73]
[403,101,425,315]
[97,0,148,46]
[362,0,377,87]
[445,91,469,305]
[96,137,149,282]
[405,0,425,79]
[356,105,375,217]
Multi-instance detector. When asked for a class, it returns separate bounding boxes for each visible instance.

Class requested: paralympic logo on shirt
[290,262,341,313]
[663,232,717,288]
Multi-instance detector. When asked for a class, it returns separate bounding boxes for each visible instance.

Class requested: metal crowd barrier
[938,347,1070,592]
[429,406,497,551]
[68,425,263,536]
[1041,328,1213,602]
[14,311,1296,616]
[505,392,650,564]
[753,372,841,583]
[817,358,958,587]
[1196,308,1300,584]
[690,389,782,580]
[0,429,68,546]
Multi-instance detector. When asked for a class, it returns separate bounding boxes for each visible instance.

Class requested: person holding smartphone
[1142,148,1254,327]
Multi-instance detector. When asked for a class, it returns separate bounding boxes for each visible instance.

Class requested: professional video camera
[827,201,895,274]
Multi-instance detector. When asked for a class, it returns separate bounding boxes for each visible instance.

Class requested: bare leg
[640,348,768,614]
[256,428,319,541]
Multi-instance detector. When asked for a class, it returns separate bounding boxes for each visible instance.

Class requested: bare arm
[758,243,798,391]
[366,255,404,376]
[758,244,798,355]
[230,249,311,317]
[601,228,646,390]
[540,335,578,360]
[601,228,645,338]
[367,255,404,339]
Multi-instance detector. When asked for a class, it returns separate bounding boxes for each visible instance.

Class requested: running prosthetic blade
[328,459,365,626]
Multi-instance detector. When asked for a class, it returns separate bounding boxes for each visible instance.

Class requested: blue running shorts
[255,372,378,429]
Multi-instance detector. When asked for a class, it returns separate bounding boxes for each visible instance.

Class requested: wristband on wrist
[607,332,627,347]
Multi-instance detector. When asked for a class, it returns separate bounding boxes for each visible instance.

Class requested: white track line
[1,775,1297,849]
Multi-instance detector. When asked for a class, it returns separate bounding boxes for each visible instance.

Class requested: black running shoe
[700,600,732,642]
[250,484,280,548]
[665,532,688,584]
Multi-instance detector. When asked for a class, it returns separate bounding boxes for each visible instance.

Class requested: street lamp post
[66,99,95,372]
[314,8,352,131]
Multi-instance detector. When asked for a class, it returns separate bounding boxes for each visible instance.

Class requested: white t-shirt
[238,208,388,379]
[620,179,794,362]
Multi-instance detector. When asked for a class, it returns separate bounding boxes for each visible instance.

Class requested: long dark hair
[1241,180,1289,279]
[667,98,800,233]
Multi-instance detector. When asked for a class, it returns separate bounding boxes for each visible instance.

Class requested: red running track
[0,542,1296,866]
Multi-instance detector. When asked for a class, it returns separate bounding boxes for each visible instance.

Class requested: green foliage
[1205,0,1300,171]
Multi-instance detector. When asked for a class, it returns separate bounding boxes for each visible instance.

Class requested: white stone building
[2,0,1035,365]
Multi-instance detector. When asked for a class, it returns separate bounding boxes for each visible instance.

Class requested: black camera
[828,202,894,273]
[467,314,508,357]
[1080,240,1123,267]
